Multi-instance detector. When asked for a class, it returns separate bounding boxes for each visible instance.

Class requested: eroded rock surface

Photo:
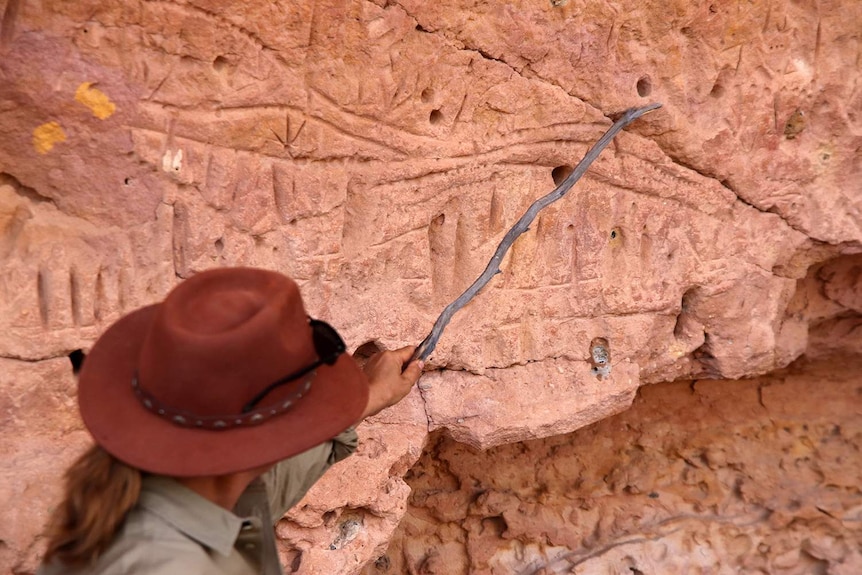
[369,355,862,575]
[0,0,859,573]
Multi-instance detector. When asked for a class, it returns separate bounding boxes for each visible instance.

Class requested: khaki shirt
[38,428,358,575]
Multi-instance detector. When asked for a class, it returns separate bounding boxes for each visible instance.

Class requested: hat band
[130,371,314,430]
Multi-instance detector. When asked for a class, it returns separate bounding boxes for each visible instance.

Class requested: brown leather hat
[77,267,369,476]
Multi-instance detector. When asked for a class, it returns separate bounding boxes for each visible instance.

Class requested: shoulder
[105,550,219,575]
[37,548,217,575]
[37,509,228,575]
[95,534,219,575]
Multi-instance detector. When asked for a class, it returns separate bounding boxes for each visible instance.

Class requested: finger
[401,359,424,383]
[390,345,418,365]
[391,347,418,373]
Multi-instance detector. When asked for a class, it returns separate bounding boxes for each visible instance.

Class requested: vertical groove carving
[37,267,49,327]
[69,267,82,326]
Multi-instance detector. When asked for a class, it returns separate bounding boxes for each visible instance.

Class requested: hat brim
[78,304,369,477]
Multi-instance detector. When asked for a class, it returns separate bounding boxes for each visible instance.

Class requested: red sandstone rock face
[0,1,859,573]
[368,356,862,575]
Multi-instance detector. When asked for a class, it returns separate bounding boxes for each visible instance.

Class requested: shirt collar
[138,475,247,557]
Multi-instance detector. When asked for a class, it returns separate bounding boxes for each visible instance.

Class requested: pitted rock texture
[0,0,860,573]
[368,355,862,575]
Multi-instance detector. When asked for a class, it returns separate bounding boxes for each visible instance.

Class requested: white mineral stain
[161,149,183,172]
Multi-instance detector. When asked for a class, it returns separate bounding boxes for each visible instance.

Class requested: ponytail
[43,445,142,566]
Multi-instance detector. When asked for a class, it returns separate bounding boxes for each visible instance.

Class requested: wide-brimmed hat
[77,267,369,477]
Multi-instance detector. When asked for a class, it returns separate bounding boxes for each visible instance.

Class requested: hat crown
[185,287,264,333]
[137,268,315,417]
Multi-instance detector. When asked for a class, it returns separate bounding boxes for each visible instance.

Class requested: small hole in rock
[290,551,303,572]
[551,165,573,186]
[610,230,617,239]
[784,109,806,140]
[124,177,132,185]
[636,76,652,97]
[213,55,229,72]
[214,238,224,253]
[353,341,383,369]
[374,555,391,571]
[710,81,725,98]
[322,510,337,525]
[69,349,86,375]
[481,515,508,536]
[420,88,433,103]
[589,337,611,367]
[429,109,443,125]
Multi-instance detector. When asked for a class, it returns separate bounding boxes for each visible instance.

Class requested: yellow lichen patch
[667,341,689,359]
[32,121,67,154]
[75,82,116,119]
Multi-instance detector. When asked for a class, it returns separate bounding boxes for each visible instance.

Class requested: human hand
[358,346,424,421]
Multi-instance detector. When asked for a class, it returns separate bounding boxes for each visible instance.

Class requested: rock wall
[367,355,862,575]
[0,0,859,573]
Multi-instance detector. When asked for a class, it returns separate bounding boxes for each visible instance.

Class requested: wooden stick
[412,103,662,362]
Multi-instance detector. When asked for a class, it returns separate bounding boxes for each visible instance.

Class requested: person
[37,267,423,574]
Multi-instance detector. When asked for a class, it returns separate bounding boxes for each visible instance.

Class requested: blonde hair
[43,444,142,566]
